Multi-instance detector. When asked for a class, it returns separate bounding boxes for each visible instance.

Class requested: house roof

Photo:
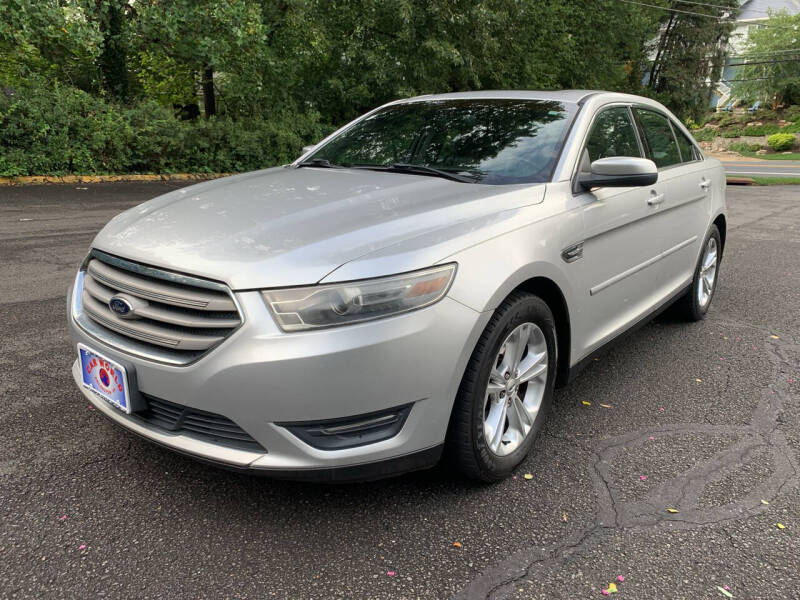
[738,0,800,21]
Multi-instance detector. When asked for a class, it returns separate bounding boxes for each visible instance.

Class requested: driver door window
[584,107,642,164]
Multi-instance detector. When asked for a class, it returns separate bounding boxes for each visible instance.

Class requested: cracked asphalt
[1,182,798,599]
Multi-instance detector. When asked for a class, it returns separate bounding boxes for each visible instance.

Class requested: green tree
[645,0,739,119]
[731,11,800,107]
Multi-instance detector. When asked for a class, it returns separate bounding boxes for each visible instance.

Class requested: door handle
[699,178,711,191]
[647,191,665,206]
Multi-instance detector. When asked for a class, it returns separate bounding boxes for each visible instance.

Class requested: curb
[0,173,234,186]
[726,176,755,185]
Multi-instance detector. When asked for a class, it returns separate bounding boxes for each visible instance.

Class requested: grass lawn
[738,150,800,160]
[750,176,800,185]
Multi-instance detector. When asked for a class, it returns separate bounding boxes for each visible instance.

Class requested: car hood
[93,166,544,289]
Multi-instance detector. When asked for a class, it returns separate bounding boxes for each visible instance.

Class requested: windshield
[304,99,577,185]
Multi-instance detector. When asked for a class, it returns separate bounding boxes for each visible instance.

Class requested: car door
[570,105,668,355]
[632,108,710,303]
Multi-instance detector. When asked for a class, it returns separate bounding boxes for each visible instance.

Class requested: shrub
[728,142,762,153]
[717,115,741,127]
[692,128,715,142]
[721,128,743,138]
[742,124,780,136]
[783,105,800,122]
[780,121,800,133]
[754,108,778,121]
[767,132,796,151]
[0,80,328,176]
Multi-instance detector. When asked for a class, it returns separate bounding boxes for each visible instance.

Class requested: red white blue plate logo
[78,345,130,413]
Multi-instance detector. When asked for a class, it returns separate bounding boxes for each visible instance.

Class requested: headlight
[262,263,456,332]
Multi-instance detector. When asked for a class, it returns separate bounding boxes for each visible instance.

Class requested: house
[714,0,800,109]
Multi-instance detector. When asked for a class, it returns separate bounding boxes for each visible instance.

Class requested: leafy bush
[753,108,778,121]
[717,115,742,127]
[780,121,800,133]
[0,81,328,176]
[728,142,762,153]
[767,133,796,151]
[742,124,780,136]
[692,128,716,142]
[783,105,800,122]
[721,128,743,138]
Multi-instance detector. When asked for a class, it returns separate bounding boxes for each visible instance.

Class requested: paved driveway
[1,183,798,599]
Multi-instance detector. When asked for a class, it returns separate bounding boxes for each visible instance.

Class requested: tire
[674,224,722,321]
[446,291,558,482]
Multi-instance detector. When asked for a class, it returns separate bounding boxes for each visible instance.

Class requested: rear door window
[634,109,682,168]
[671,123,698,163]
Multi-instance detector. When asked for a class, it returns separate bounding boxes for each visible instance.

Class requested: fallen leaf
[607,582,618,593]
[58,515,67,521]
[649,436,655,441]
[512,475,517,480]
[659,406,665,411]
[601,590,609,596]
[770,335,779,339]
[599,403,613,408]
[667,508,679,513]
[724,586,731,591]
[78,544,86,551]
[640,475,647,481]
[776,523,785,529]
[695,378,702,383]
[561,512,568,522]
[617,575,625,583]
[761,499,769,505]
[716,586,733,598]
[582,400,591,406]
[386,571,396,576]
[453,541,462,548]
[523,473,533,480]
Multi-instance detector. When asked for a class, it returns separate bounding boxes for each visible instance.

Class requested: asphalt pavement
[720,158,800,177]
[0,182,798,599]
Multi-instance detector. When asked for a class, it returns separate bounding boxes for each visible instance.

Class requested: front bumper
[68,275,489,478]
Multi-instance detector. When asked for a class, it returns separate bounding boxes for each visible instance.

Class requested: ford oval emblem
[109,296,133,316]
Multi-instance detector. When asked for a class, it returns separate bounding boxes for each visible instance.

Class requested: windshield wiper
[349,163,478,183]
[296,158,343,169]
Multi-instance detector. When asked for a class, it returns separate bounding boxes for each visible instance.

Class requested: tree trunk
[202,66,216,118]
[99,0,128,101]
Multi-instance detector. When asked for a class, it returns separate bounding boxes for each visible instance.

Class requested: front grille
[137,395,264,451]
[80,251,241,362]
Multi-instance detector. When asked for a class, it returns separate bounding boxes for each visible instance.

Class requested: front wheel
[447,291,557,482]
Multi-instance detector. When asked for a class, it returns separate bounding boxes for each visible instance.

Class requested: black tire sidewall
[468,294,557,480]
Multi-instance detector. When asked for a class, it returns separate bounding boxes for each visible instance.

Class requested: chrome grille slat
[79,252,242,360]
[87,259,236,311]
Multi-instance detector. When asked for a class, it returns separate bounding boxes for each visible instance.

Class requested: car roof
[394,90,602,105]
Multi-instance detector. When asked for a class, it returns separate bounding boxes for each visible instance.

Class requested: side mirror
[301,144,318,156]
[579,157,658,189]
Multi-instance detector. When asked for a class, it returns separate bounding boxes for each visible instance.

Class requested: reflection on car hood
[92,166,543,289]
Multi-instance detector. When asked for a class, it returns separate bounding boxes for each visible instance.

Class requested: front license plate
[78,344,131,414]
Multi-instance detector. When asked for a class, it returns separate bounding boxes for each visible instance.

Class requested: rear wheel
[447,291,557,482]
[675,224,721,321]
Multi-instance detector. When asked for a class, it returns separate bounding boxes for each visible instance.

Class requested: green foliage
[0,80,327,176]
[783,106,800,122]
[728,142,762,153]
[692,128,716,142]
[718,114,745,127]
[721,128,744,138]
[732,11,800,106]
[768,133,796,151]
[780,121,800,133]
[644,0,739,119]
[742,124,780,136]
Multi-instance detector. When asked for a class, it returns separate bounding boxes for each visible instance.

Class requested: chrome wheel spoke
[486,401,508,453]
[487,369,506,395]
[518,350,547,383]
[697,237,718,308]
[510,394,533,434]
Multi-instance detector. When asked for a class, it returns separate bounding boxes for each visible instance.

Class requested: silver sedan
[68,90,726,481]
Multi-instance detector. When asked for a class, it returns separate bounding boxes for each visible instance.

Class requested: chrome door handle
[699,178,711,191]
[647,192,665,206]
